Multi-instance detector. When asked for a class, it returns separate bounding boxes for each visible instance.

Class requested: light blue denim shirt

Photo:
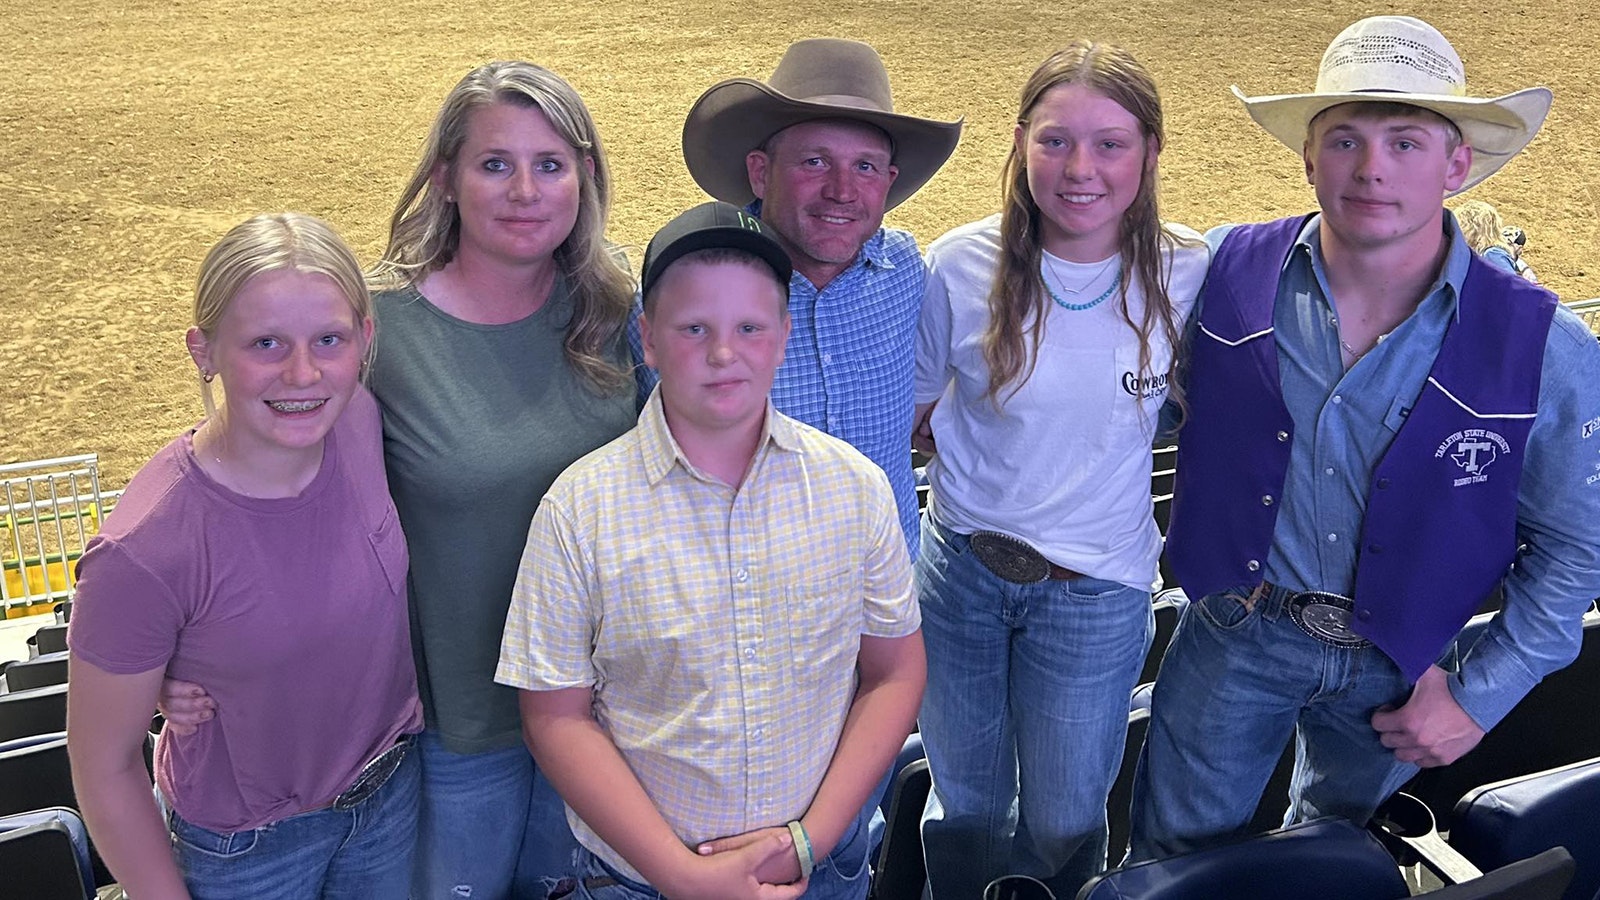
[1205,214,1600,728]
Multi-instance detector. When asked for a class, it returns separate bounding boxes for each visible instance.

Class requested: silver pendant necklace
[1041,255,1121,311]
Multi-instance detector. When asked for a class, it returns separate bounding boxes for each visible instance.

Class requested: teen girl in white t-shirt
[911,41,1208,900]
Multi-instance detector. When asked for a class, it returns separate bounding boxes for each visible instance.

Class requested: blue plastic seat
[1076,816,1408,900]
[0,806,95,899]
[1449,756,1600,900]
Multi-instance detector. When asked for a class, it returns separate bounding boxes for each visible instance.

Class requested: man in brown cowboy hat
[1129,14,1600,861]
[635,38,961,557]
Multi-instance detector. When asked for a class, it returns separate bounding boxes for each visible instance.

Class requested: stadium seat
[1403,609,1600,830]
[5,651,69,692]
[0,806,95,899]
[1412,848,1574,900]
[0,730,144,888]
[871,758,931,900]
[984,874,1055,899]
[1140,589,1187,686]
[0,683,68,743]
[33,623,68,656]
[1077,816,1409,900]
[1448,756,1600,900]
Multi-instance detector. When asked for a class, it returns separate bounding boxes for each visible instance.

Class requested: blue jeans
[916,514,1153,900]
[1127,585,1419,862]
[168,743,419,900]
[412,729,579,899]
[570,800,874,900]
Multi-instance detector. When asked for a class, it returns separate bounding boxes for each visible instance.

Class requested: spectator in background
[1456,199,1520,275]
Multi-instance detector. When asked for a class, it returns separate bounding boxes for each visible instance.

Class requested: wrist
[651,844,708,898]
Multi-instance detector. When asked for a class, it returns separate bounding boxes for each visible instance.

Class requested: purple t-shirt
[68,388,422,831]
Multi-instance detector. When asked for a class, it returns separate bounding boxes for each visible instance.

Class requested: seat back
[0,732,114,887]
[879,733,925,821]
[33,623,68,656]
[1416,848,1575,900]
[5,651,69,692]
[1077,816,1409,900]
[871,758,931,900]
[0,807,94,899]
[1140,589,1187,686]
[0,683,68,743]
[1450,756,1600,900]
[1404,611,1600,830]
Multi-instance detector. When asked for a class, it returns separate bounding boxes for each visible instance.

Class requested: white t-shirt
[914,213,1209,589]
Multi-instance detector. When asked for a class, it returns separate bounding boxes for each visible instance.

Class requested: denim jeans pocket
[1062,576,1135,602]
[1192,589,1258,632]
[169,813,263,860]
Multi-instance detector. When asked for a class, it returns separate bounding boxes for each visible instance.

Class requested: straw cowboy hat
[1232,15,1551,195]
[682,38,962,210]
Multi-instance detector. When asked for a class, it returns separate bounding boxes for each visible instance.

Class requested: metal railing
[1,455,110,611]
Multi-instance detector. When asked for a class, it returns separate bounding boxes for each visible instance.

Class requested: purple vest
[1168,216,1557,681]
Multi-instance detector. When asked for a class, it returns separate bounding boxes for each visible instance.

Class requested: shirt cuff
[1448,629,1544,731]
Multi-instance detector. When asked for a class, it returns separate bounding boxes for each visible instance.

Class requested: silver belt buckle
[333,733,414,811]
[969,531,1049,584]
[1286,591,1371,648]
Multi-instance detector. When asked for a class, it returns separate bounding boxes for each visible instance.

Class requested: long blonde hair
[371,61,632,393]
[1455,199,1514,257]
[981,41,1193,414]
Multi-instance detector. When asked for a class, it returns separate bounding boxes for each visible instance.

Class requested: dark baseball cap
[640,201,792,299]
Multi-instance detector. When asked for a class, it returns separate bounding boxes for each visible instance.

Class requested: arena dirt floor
[3,0,1596,487]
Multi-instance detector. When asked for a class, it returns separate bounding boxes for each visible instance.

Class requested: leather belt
[970,532,1084,584]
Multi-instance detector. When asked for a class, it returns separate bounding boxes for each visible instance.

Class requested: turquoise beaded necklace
[1043,267,1122,311]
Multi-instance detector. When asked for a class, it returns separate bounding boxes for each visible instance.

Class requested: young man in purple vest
[1128,15,1600,861]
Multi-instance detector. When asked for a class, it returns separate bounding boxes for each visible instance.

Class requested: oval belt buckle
[969,532,1050,584]
[1289,591,1370,648]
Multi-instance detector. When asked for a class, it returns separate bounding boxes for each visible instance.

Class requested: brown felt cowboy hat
[682,38,963,210]
[1232,16,1551,196]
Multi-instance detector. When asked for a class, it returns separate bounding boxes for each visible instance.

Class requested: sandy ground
[3,0,1596,486]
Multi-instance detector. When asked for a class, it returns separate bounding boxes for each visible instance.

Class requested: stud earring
[201,370,215,383]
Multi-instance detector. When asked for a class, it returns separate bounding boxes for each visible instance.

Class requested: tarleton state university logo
[1435,429,1511,486]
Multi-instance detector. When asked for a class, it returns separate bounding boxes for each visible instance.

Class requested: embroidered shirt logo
[1435,429,1511,486]
[1582,415,1600,439]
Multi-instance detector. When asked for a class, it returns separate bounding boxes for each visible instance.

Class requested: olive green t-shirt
[370,280,636,754]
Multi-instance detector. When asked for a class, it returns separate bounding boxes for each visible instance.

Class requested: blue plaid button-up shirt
[631,211,925,554]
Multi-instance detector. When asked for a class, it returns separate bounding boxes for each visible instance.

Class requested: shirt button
[1368,544,1383,553]
[1246,559,1261,572]
[752,728,763,741]
[743,647,756,660]
[1329,316,1338,327]
[1261,495,1274,506]
[1327,533,1339,543]
[735,568,749,583]
[1357,609,1372,622]
[1277,431,1289,442]
[821,353,832,364]
[1377,478,1391,489]
[1331,395,1343,405]
[1324,467,1335,476]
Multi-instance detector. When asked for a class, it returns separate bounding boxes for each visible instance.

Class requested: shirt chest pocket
[779,569,862,685]
[366,505,409,597]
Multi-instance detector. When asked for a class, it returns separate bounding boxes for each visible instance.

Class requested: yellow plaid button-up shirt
[495,392,918,881]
